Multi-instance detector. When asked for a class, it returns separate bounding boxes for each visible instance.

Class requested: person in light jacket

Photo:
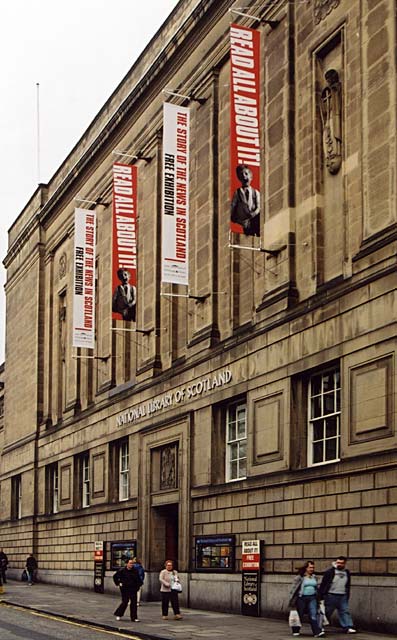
[159,559,182,620]
[288,560,324,637]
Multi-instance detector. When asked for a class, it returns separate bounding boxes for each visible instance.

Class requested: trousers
[161,591,180,616]
[324,593,354,629]
[114,587,138,620]
[296,595,322,636]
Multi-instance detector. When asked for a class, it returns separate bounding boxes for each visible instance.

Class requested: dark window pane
[313,421,324,441]
[336,389,341,412]
[311,375,322,396]
[323,392,335,415]
[228,405,236,422]
[230,443,238,460]
[228,423,236,442]
[239,458,246,477]
[325,416,338,438]
[311,395,322,418]
[334,370,340,388]
[313,441,323,464]
[238,420,246,439]
[325,438,338,461]
[322,372,333,392]
[230,461,238,478]
[239,441,246,458]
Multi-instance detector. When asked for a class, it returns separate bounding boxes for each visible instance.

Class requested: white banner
[73,208,96,348]
[161,102,190,285]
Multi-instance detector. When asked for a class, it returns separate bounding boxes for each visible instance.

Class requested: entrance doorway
[151,504,179,569]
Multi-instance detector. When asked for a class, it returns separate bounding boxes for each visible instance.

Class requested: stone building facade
[1,0,396,631]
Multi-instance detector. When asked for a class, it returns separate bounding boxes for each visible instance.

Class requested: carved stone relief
[59,253,67,279]
[160,443,178,490]
[313,0,340,25]
[320,69,342,175]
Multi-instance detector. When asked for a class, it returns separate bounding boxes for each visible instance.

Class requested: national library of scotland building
[0,0,396,631]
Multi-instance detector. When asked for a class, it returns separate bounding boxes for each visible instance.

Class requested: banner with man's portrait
[72,208,96,349]
[161,102,190,285]
[112,163,138,322]
[230,24,261,237]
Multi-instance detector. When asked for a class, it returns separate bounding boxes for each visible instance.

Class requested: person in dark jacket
[113,558,142,622]
[26,554,38,585]
[133,557,145,606]
[0,548,8,584]
[319,556,356,633]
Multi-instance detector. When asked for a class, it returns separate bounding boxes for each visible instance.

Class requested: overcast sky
[0,0,180,362]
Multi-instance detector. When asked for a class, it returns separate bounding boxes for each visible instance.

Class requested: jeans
[26,569,37,584]
[296,595,322,636]
[324,593,354,629]
[114,587,138,620]
[161,591,180,616]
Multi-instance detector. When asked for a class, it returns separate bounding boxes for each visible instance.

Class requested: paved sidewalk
[0,580,394,640]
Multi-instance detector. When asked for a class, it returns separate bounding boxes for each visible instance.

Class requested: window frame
[225,401,247,482]
[11,474,22,520]
[119,440,129,502]
[82,454,90,508]
[307,367,341,467]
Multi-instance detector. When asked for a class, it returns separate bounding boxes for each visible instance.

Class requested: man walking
[319,556,356,633]
[0,548,8,584]
[113,558,142,622]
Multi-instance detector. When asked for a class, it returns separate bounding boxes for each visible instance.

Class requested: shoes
[315,633,325,637]
[134,619,140,622]
[174,614,183,620]
[346,630,357,634]
[115,616,121,621]
[162,616,169,620]
[293,634,300,637]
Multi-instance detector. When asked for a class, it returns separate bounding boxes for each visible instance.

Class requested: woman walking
[159,559,182,620]
[288,561,324,637]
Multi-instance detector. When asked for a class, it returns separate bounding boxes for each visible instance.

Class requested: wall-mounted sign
[110,541,137,571]
[116,369,233,427]
[195,535,235,571]
[242,539,261,570]
[93,541,105,594]
[241,539,263,617]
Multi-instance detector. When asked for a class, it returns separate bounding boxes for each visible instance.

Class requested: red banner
[230,24,261,237]
[112,163,138,322]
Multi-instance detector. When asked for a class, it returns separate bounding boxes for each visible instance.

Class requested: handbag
[288,609,301,627]
[317,601,329,627]
[171,572,182,593]
[21,569,28,582]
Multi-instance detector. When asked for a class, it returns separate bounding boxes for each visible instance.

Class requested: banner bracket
[75,196,102,206]
[162,89,207,105]
[188,293,211,303]
[229,8,280,28]
[229,242,285,257]
[72,354,112,362]
[112,150,152,164]
[111,327,154,336]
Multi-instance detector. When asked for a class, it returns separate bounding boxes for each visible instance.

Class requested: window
[119,441,129,501]
[11,475,22,520]
[226,401,247,481]
[82,454,90,507]
[195,535,235,571]
[308,368,341,465]
[46,464,59,514]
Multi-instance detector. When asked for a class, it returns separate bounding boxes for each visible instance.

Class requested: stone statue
[320,69,342,175]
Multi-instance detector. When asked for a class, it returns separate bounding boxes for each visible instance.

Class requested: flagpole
[36,82,41,184]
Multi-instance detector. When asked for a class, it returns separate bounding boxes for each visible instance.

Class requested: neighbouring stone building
[1,0,396,632]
